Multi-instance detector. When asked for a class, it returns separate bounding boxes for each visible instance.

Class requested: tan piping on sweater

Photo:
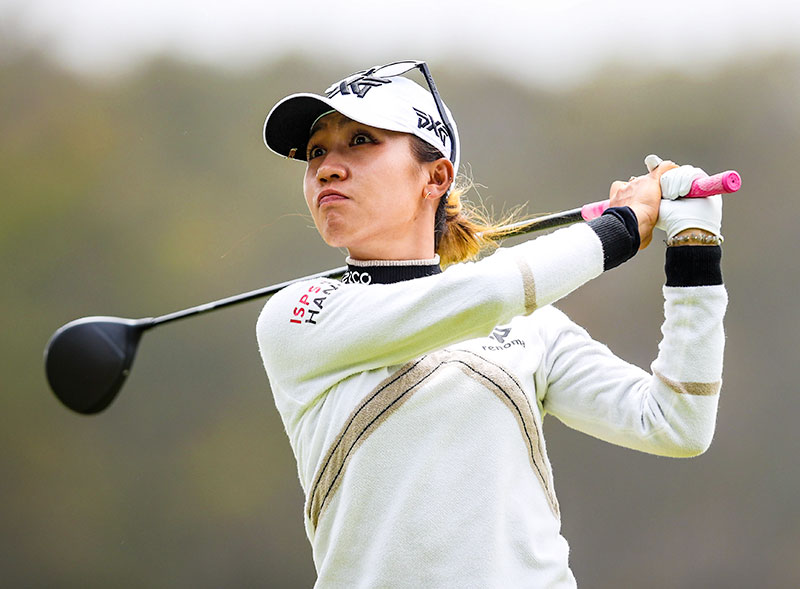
[515,257,538,315]
[307,350,558,529]
[655,370,721,396]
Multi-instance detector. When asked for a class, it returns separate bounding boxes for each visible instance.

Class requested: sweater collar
[343,255,442,285]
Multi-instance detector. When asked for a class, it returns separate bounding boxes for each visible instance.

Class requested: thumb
[644,154,678,197]
[649,158,678,183]
[645,154,663,172]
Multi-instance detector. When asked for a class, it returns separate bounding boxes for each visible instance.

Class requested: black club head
[44,317,152,414]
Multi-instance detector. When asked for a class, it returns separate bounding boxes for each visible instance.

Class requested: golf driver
[44,169,741,415]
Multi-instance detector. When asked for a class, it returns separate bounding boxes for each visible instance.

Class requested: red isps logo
[290,285,322,324]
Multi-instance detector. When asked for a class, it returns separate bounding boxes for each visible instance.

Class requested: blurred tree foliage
[1,45,799,587]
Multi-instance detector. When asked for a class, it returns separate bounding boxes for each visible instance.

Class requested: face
[303,112,438,261]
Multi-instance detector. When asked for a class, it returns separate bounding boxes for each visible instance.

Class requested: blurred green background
[2,15,800,589]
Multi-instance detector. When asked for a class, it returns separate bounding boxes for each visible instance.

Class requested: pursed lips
[317,189,349,207]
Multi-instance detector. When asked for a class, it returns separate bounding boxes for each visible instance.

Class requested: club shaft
[151,265,348,327]
[490,208,585,236]
[149,207,586,328]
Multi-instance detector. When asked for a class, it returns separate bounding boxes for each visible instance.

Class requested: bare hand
[608,160,678,249]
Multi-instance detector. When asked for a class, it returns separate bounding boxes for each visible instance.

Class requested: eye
[307,145,326,160]
[351,132,375,146]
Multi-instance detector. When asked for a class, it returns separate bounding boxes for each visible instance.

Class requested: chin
[319,218,367,251]
[318,226,351,249]
[322,236,347,248]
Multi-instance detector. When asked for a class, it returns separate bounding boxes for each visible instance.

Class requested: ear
[423,158,455,200]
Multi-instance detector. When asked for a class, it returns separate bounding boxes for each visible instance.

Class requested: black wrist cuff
[665,245,723,286]
[588,207,640,271]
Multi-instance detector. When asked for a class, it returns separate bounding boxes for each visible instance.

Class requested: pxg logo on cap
[325,68,394,99]
[263,60,459,178]
[322,66,453,157]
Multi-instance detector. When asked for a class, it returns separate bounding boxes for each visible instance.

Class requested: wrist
[590,207,640,270]
[665,243,723,286]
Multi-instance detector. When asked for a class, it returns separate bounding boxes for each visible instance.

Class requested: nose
[316,152,348,183]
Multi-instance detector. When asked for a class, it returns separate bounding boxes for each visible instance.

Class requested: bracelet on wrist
[665,233,724,247]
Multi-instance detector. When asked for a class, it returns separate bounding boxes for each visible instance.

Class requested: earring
[425,190,432,199]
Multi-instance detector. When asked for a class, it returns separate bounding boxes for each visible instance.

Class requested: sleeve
[539,246,727,457]
[257,212,636,425]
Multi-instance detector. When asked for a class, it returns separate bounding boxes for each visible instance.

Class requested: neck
[345,218,437,263]
[343,255,442,285]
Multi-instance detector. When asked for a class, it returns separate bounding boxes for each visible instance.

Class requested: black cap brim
[263,94,335,161]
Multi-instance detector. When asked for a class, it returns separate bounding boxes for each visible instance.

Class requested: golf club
[44,170,741,415]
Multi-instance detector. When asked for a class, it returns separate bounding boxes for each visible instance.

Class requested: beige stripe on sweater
[307,350,558,529]
[655,369,721,396]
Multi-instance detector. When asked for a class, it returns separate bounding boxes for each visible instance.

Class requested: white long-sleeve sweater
[257,211,727,587]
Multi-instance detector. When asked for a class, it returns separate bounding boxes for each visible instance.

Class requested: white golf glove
[646,154,723,238]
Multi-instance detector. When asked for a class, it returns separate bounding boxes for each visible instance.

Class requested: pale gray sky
[3,0,799,87]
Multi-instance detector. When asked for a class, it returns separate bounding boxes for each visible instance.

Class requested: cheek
[397,169,428,213]
[303,172,316,212]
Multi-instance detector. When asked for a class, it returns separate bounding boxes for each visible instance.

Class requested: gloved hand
[646,154,723,238]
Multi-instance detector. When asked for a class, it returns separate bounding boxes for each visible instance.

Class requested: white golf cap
[263,63,460,174]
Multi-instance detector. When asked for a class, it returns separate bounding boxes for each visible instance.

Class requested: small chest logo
[483,327,525,352]
[490,327,511,344]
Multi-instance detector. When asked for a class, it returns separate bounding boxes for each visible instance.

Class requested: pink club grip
[684,170,741,197]
[581,170,742,221]
[580,200,611,220]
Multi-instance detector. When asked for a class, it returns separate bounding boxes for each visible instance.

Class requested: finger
[650,159,678,181]
[609,179,628,198]
[645,154,663,172]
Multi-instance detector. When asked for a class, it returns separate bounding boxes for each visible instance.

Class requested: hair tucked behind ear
[409,136,524,266]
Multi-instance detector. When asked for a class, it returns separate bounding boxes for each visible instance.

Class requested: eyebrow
[308,113,352,140]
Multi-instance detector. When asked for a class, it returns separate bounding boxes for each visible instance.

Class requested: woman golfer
[257,61,725,587]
